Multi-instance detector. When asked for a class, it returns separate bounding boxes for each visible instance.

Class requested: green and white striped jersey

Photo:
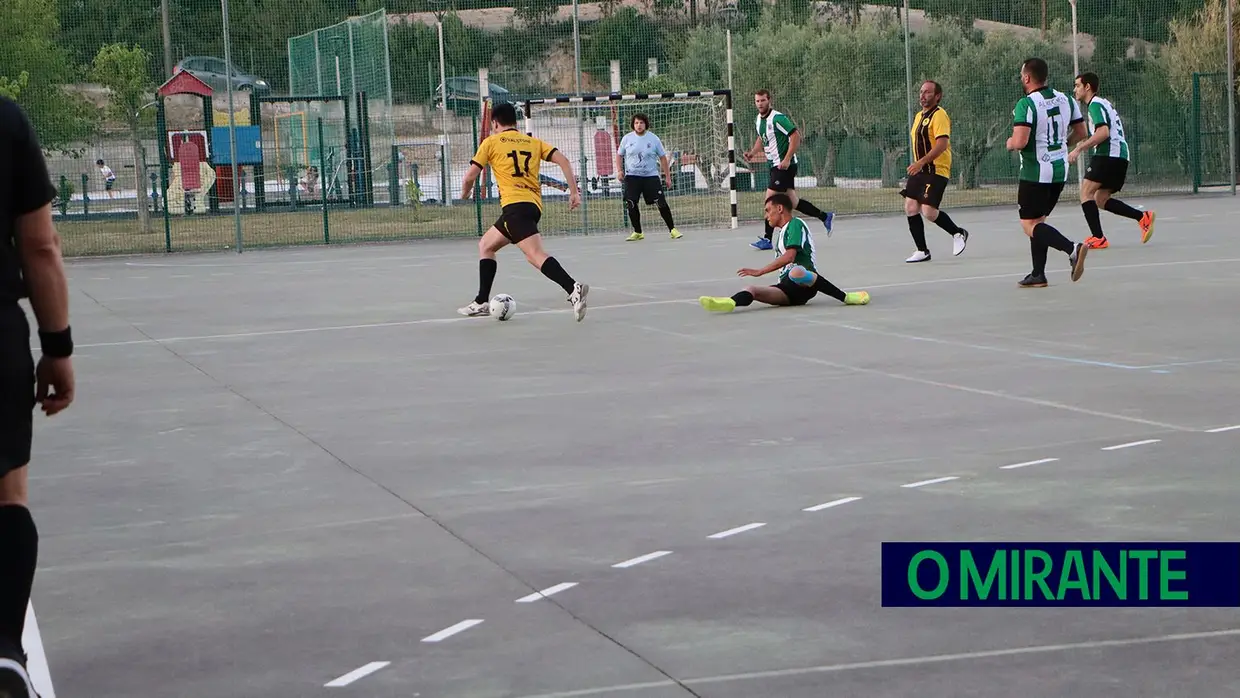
[756,110,798,166]
[1086,96,1130,161]
[775,217,817,279]
[1012,87,1084,183]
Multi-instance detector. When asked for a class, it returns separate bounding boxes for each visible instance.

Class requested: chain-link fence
[4,0,1236,257]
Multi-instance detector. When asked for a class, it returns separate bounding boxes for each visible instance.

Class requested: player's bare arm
[460,163,484,200]
[738,246,797,278]
[1069,124,1109,164]
[17,203,74,416]
[780,129,800,169]
[549,150,582,210]
[1068,120,1088,147]
[908,136,950,176]
[1006,125,1031,151]
[659,154,671,188]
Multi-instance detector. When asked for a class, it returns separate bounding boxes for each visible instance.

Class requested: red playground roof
[158,70,213,98]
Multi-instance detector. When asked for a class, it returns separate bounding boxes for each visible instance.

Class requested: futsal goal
[520,90,737,234]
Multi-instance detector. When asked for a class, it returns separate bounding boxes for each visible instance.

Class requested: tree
[91,44,156,234]
[1,0,99,152]
[833,18,912,188]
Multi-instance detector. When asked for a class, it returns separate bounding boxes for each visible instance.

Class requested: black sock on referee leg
[1081,201,1104,238]
[539,256,577,295]
[474,258,498,304]
[931,211,963,235]
[1032,222,1075,254]
[0,505,38,649]
[795,199,825,219]
[1104,198,1143,221]
[908,215,928,252]
[812,275,848,303]
[731,291,754,307]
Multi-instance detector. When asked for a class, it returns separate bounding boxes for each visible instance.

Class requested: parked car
[434,76,510,115]
[175,56,271,95]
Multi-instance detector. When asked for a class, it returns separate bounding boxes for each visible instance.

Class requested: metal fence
[5,0,1236,257]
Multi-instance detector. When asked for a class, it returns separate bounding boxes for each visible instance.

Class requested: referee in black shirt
[0,96,75,697]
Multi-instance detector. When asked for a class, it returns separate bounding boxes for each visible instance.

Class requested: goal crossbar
[521,90,738,230]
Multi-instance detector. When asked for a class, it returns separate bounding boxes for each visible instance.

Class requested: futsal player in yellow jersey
[901,80,969,263]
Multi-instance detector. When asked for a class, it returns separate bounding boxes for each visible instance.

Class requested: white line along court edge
[325,662,391,688]
[901,476,960,489]
[516,583,578,603]
[803,496,863,512]
[1101,439,1161,451]
[613,551,673,568]
[422,619,485,643]
[708,523,766,539]
[999,458,1059,470]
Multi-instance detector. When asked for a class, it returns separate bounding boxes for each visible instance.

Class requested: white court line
[23,603,54,697]
[901,476,959,489]
[803,496,862,512]
[324,661,390,687]
[999,457,1059,470]
[708,522,766,539]
[422,619,484,642]
[612,551,673,568]
[1206,424,1240,433]
[516,583,578,603]
[1101,439,1161,451]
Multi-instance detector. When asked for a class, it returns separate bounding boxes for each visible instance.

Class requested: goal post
[520,90,737,234]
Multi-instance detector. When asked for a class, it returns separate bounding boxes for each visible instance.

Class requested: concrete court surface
[22,192,1240,697]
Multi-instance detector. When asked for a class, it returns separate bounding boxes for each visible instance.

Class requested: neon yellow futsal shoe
[699,296,737,312]
[625,231,644,241]
[844,291,870,305]
[669,227,682,239]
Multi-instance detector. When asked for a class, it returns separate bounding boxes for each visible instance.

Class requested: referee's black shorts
[901,172,950,209]
[494,202,542,244]
[623,175,665,205]
[1084,155,1128,193]
[767,163,798,193]
[0,303,35,477]
[1018,180,1065,221]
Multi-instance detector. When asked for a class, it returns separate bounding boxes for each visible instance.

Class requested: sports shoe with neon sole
[844,291,870,305]
[625,231,644,241]
[1139,210,1155,243]
[699,296,737,312]
[669,227,682,239]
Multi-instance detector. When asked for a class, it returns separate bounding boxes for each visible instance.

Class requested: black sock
[539,256,577,295]
[908,215,928,252]
[474,258,498,305]
[763,220,773,241]
[812,275,847,303]
[1104,198,1143,221]
[626,201,643,234]
[795,199,824,219]
[1032,222,1075,254]
[731,290,754,307]
[1081,201,1104,238]
[932,210,962,235]
[0,505,38,649]
[657,199,675,230]
[1031,237,1049,276]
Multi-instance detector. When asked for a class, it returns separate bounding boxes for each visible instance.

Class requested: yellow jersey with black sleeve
[910,106,952,179]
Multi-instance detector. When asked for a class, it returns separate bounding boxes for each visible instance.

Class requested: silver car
[175,56,271,94]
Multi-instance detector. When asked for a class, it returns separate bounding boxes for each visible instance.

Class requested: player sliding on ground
[700,193,869,312]
[457,102,590,322]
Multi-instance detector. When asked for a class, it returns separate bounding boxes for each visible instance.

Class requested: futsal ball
[489,293,516,321]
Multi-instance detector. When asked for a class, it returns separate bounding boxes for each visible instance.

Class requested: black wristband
[38,327,73,358]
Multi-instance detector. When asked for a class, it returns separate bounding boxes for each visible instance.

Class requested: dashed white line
[613,551,673,568]
[999,457,1059,470]
[901,476,960,489]
[708,522,766,539]
[1101,439,1161,451]
[516,582,578,603]
[803,496,862,512]
[324,661,390,687]
[1206,424,1240,433]
[421,619,484,642]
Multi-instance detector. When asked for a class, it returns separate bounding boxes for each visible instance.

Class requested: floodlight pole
[436,12,452,207]
[1071,0,1083,187]
[904,0,913,165]
[222,0,243,253]
[1227,0,1236,195]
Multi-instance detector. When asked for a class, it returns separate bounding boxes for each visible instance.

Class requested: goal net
[520,91,736,235]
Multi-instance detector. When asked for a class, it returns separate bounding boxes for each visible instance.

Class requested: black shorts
[623,175,665,205]
[774,277,817,306]
[1084,155,1128,193]
[901,172,949,209]
[768,163,798,193]
[1017,180,1066,220]
[0,304,35,477]
[494,202,542,244]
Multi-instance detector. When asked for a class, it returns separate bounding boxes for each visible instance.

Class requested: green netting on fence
[3,0,1235,256]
